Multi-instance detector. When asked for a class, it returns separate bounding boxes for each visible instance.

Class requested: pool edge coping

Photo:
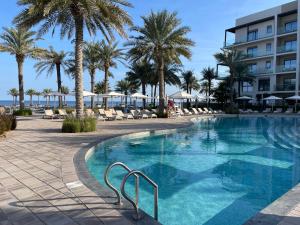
[73,114,300,225]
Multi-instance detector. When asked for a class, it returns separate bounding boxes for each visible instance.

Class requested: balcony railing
[277,45,297,54]
[276,65,296,73]
[248,68,273,76]
[277,26,297,35]
[244,51,273,59]
[225,33,274,47]
[275,84,295,91]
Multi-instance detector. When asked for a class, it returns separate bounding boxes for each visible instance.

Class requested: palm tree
[98,41,125,109]
[61,86,69,106]
[35,91,42,105]
[181,71,200,94]
[43,88,52,106]
[126,10,194,116]
[83,42,101,108]
[15,0,132,118]
[26,89,36,106]
[95,81,107,106]
[7,88,19,106]
[35,46,69,108]
[200,81,209,97]
[115,79,138,107]
[0,27,42,109]
[214,49,246,103]
[235,63,252,97]
[201,67,218,99]
[126,62,154,107]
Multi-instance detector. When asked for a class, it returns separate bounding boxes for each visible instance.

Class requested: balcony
[277,45,297,54]
[276,65,296,73]
[277,26,297,35]
[248,68,273,76]
[244,51,273,60]
[225,33,273,47]
[275,84,295,92]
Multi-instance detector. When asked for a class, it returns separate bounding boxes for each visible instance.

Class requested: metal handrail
[104,162,139,205]
[120,170,158,221]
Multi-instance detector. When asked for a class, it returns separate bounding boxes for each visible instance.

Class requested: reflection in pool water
[86,117,300,225]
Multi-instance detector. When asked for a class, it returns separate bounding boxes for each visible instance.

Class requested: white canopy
[45,91,66,97]
[70,91,97,97]
[236,96,253,100]
[169,91,193,99]
[286,95,300,100]
[131,93,148,99]
[100,91,125,98]
[263,96,282,100]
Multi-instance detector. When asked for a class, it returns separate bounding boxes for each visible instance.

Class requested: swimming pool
[86,116,300,225]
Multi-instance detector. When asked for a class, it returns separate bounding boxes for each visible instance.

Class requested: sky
[0,0,294,100]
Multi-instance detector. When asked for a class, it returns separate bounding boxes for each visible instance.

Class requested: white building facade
[224,0,300,100]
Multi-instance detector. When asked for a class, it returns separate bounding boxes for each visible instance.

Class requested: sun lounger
[285,108,293,114]
[43,109,59,119]
[239,109,247,114]
[151,109,158,114]
[191,108,199,115]
[136,109,149,119]
[143,109,157,118]
[203,108,212,114]
[116,110,134,119]
[110,108,117,115]
[273,108,282,113]
[183,108,192,115]
[263,108,271,113]
[58,109,68,118]
[104,110,122,120]
[197,108,206,114]
[209,108,218,114]
[176,109,185,116]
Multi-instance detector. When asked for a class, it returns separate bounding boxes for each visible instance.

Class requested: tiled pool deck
[0,115,300,225]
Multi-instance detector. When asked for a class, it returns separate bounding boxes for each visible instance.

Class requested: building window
[247,47,258,57]
[284,59,296,70]
[266,25,272,34]
[265,61,271,69]
[242,82,253,92]
[285,40,297,51]
[247,30,258,41]
[248,63,257,74]
[285,21,297,33]
[266,43,272,53]
[258,79,270,91]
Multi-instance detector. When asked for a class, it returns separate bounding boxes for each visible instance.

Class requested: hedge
[62,117,96,133]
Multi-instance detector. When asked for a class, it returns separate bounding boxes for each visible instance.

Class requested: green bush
[62,117,96,133]
[13,109,32,116]
[0,115,17,135]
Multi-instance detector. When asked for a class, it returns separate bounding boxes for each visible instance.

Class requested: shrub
[13,109,32,116]
[224,105,239,114]
[0,115,17,135]
[62,117,96,133]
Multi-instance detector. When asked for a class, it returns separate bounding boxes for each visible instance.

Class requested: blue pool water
[86,117,300,225]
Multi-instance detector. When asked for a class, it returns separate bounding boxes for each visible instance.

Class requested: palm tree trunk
[74,17,84,118]
[30,95,33,106]
[104,66,109,109]
[154,84,157,106]
[238,80,241,97]
[56,63,62,108]
[150,85,153,103]
[208,80,211,105]
[158,57,165,116]
[90,69,95,109]
[142,83,146,108]
[16,56,25,109]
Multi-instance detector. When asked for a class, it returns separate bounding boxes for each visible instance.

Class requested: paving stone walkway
[0,117,191,225]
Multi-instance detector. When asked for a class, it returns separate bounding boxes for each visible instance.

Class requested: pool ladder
[104,162,158,221]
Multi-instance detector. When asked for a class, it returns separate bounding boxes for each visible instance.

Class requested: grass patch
[0,115,17,135]
[13,109,32,116]
[62,117,96,133]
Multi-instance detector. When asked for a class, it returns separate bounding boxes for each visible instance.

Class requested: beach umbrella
[104,91,125,107]
[286,95,300,111]
[169,91,193,109]
[236,96,253,110]
[47,92,66,108]
[263,96,282,111]
[130,93,148,108]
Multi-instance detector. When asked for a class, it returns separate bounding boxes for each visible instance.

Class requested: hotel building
[224,0,300,100]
